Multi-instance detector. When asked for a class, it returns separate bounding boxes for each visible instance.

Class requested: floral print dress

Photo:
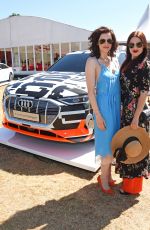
[118,57,150,179]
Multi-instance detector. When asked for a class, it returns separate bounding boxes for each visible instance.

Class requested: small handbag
[140,109,150,123]
[139,109,150,132]
[85,104,94,134]
[86,112,94,129]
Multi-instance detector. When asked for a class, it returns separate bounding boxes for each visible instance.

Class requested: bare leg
[108,158,114,182]
[100,155,113,190]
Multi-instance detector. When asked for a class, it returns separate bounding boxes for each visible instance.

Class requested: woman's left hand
[130,117,139,129]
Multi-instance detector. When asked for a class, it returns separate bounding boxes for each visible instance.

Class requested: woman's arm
[85,57,106,130]
[131,91,148,129]
[131,61,150,129]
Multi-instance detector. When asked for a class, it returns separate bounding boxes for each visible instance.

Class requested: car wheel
[9,73,13,81]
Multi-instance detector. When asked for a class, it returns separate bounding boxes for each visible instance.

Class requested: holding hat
[115,30,150,195]
[112,126,150,195]
[112,126,150,164]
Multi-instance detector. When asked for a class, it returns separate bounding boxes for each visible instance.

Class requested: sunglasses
[98,39,113,45]
[128,42,143,49]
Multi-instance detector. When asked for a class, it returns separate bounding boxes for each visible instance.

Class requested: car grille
[4,96,59,125]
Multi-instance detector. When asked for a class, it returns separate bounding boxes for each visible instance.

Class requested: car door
[0,63,9,82]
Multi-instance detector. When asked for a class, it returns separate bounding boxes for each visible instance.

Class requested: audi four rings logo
[18,99,33,109]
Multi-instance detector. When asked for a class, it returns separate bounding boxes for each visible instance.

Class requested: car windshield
[47,52,90,72]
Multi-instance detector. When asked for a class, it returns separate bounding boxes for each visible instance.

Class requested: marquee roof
[0,16,91,48]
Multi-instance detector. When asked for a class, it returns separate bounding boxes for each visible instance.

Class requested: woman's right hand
[96,114,106,130]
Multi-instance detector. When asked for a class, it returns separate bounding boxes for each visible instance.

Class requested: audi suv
[2,51,94,143]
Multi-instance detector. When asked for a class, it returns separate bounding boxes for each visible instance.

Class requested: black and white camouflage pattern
[3,72,91,136]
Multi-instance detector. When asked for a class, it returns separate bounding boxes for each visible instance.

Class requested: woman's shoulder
[139,57,150,70]
[86,56,97,63]
[86,56,98,67]
[145,58,150,68]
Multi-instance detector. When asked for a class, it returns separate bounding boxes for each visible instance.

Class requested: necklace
[100,57,110,65]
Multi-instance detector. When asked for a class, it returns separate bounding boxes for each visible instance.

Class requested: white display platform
[0,82,9,86]
[0,127,101,172]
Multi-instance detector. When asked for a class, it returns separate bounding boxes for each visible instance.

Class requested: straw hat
[111,126,150,164]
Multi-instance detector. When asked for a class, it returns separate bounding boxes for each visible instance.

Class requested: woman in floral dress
[117,31,150,194]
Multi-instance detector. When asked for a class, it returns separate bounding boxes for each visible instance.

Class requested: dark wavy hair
[88,26,118,59]
[120,31,148,73]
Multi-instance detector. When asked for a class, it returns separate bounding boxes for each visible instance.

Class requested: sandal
[119,189,130,195]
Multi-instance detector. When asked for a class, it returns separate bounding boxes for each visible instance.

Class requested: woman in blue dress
[86,26,120,195]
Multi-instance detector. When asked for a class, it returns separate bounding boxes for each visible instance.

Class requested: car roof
[66,50,90,55]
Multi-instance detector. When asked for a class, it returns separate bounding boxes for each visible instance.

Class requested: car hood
[7,71,88,99]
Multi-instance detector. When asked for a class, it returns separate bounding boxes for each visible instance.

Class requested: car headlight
[3,86,10,100]
[58,95,89,105]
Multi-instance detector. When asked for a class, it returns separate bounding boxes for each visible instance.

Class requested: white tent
[136,4,150,41]
[0,16,91,48]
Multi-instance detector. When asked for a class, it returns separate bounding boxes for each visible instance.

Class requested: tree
[9,13,20,17]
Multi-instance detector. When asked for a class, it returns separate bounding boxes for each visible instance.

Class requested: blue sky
[1,0,150,41]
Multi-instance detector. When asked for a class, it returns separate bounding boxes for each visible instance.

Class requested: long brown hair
[88,26,118,59]
[120,31,148,73]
